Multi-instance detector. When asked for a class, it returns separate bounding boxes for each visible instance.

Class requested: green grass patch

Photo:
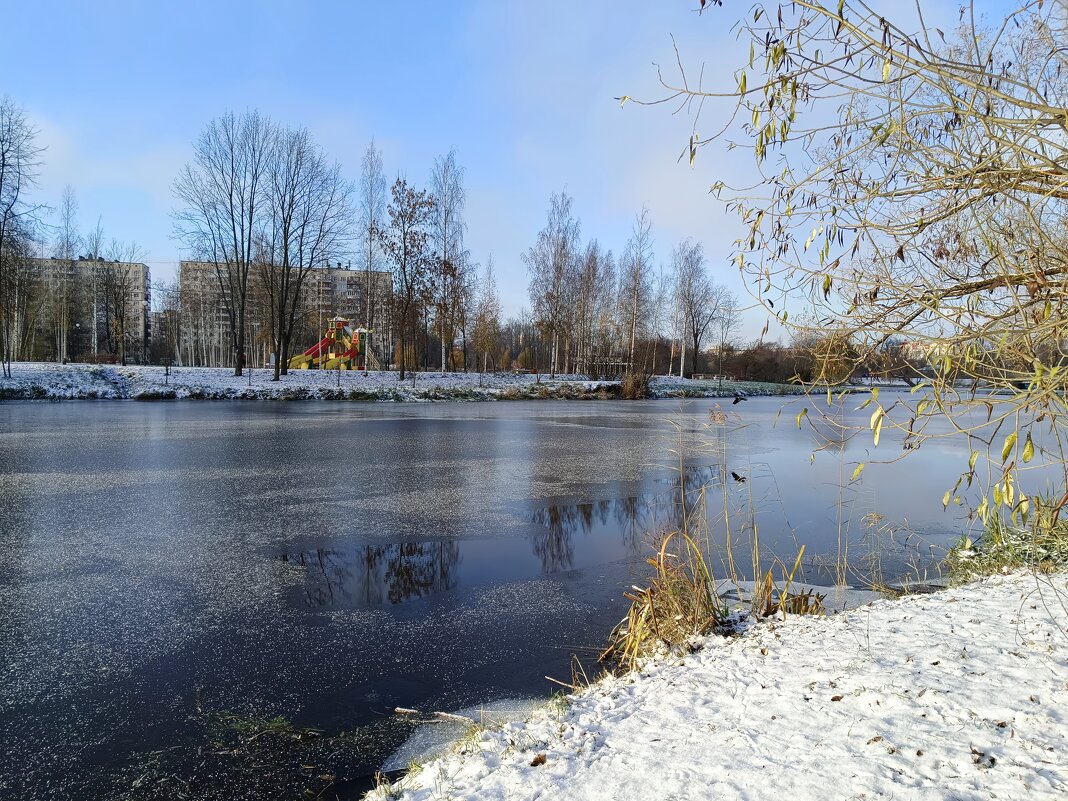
[946,504,1068,581]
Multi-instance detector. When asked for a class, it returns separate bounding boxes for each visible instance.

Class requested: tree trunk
[440,315,447,374]
[628,286,638,372]
[234,307,245,377]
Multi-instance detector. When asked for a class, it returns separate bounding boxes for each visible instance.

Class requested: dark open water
[0,397,978,799]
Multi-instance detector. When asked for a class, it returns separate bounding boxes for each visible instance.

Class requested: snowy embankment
[371,573,1068,801]
[0,362,805,402]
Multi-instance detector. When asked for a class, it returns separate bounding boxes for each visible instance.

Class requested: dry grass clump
[601,530,726,671]
[752,546,826,619]
[600,530,826,673]
[620,372,651,400]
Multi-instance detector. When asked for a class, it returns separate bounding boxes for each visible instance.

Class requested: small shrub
[133,389,178,401]
[347,388,380,401]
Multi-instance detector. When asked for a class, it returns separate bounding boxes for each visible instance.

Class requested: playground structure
[288,316,375,371]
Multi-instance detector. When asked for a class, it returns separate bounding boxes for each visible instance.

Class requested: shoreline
[368,571,1068,800]
[0,363,809,403]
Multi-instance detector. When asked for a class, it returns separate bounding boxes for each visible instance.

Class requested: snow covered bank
[0,363,805,402]
[371,572,1068,800]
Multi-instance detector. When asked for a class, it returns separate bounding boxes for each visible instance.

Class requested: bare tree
[648,263,672,374]
[712,287,740,379]
[430,148,467,372]
[84,216,104,358]
[593,248,619,376]
[377,177,434,380]
[49,185,80,363]
[473,256,502,376]
[0,220,37,367]
[673,239,718,376]
[620,208,653,372]
[95,240,146,366]
[573,240,603,376]
[0,97,43,377]
[173,111,273,376]
[525,191,580,377]
[358,140,387,347]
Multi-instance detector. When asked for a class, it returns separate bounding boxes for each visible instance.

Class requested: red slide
[288,336,333,369]
[301,337,331,358]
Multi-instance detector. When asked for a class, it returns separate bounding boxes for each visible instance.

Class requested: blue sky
[0,1,968,339]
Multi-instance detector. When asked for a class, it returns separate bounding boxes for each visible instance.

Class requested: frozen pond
[0,397,977,799]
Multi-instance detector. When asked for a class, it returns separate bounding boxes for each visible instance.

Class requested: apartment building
[176,261,233,367]
[29,257,151,363]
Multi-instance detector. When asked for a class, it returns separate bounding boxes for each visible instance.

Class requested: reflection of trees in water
[529,466,727,573]
[281,541,460,607]
[529,505,580,572]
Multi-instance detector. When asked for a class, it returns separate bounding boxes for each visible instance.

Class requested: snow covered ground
[0,362,805,402]
[371,572,1068,801]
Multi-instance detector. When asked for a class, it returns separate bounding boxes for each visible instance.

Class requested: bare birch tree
[594,249,619,376]
[473,256,502,376]
[712,287,740,378]
[430,149,467,372]
[50,185,80,363]
[0,220,36,368]
[358,140,387,345]
[648,263,673,374]
[84,216,104,358]
[620,208,653,372]
[573,240,603,376]
[525,192,579,377]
